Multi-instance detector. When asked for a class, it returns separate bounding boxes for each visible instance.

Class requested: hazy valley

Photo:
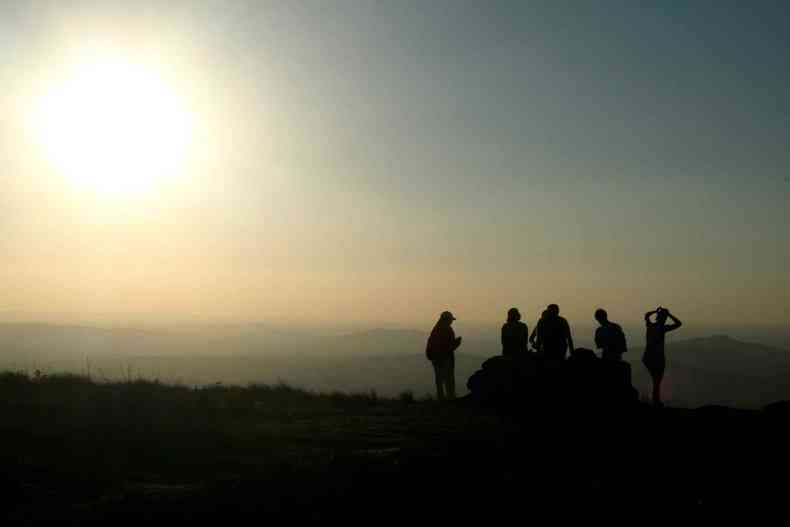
[2,323,788,408]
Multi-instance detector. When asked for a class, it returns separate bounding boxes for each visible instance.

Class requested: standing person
[501,308,528,358]
[594,309,628,361]
[529,310,547,353]
[540,304,574,363]
[642,307,682,407]
[425,311,462,400]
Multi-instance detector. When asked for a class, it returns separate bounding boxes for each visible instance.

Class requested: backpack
[425,334,438,361]
[425,329,443,362]
[613,324,628,354]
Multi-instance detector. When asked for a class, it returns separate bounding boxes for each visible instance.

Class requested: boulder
[466,349,638,410]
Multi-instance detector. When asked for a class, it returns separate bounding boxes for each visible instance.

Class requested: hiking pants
[432,356,456,400]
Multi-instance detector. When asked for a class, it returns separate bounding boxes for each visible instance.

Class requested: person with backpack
[425,311,462,400]
[538,304,574,364]
[594,308,627,361]
[642,306,682,407]
[501,307,528,358]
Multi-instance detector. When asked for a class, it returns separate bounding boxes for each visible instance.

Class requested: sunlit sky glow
[1,1,788,336]
[31,58,193,194]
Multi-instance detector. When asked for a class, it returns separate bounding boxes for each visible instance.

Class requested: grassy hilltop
[1,371,788,522]
[1,371,499,523]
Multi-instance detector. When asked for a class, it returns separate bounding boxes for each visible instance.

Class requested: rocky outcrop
[466,348,638,409]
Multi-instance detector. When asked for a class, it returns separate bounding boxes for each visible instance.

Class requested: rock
[466,349,638,411]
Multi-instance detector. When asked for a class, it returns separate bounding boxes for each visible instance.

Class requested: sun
[32,60,193,195]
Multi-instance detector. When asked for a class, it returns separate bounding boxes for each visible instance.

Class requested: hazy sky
[1,1,788,333]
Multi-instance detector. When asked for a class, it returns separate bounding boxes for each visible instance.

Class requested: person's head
[656,307,668,324]
[439,310,456,325]
[507,307,521,323]
[547,304,560,317]
[594,308,608,324]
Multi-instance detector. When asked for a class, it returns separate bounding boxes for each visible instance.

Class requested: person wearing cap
[425,311,462,400]
[501,308,528,358]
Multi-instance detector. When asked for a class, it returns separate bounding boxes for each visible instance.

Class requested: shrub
[399,390,415,405]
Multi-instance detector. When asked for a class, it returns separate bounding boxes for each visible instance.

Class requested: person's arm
[594,327,603,350]
[529,324,538,345]
[565,320,575,353]
[665,311,683,332]
[501,325,506,347]
[644,310,657,325]
[449,326,462,350]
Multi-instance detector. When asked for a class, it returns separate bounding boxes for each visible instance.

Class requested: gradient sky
[1,1,788,334]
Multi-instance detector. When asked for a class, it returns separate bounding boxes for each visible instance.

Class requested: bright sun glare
[33,61,192,195]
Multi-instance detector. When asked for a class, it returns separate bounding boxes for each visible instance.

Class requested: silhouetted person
[642,307,682,407]
[538,304,574,363]
[426,311,462,400]
[529,309,547,352]
[594,308,627,361]
[501,308,528,358]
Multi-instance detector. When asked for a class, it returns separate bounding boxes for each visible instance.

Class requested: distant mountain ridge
[657,335,790,377]
[342,328,426,339]
[0,322,162,337]
[0,323,787,406]
[631,335,790,407]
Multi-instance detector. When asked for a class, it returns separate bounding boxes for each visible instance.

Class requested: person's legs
[432,361,445,401]
[651,369,664,407]
[651,375,660,406]
[643,353,665,407]
[445,355,456,399]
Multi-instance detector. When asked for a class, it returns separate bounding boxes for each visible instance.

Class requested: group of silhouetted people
[426,305,682,406]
